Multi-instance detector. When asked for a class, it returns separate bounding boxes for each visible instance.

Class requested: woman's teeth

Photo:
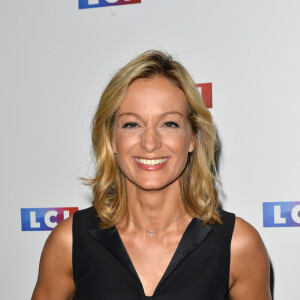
[135,158,167,166]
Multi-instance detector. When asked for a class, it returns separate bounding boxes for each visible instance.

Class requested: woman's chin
[127,177,180,192]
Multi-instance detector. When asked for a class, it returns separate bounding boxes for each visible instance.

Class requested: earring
[189,146,194,152]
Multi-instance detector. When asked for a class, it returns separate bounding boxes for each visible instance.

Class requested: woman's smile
[133,157,170,171]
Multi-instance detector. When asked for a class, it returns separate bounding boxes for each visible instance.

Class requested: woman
[32,50,271,299]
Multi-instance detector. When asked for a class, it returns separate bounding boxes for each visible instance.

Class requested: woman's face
[112,76,194,191]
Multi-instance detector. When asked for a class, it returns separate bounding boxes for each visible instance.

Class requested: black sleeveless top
[73,207,235,300]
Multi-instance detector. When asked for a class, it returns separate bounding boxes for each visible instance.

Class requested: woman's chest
[121,237,181,297]
[74,244,228,300]
[74,230,229,300]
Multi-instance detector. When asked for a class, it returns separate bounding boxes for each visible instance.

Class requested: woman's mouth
[134,157,169,171]
[135,158,167,166]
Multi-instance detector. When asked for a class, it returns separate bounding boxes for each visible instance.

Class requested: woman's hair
[87,50,221,228]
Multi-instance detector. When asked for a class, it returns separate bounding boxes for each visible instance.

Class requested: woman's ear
[188,136,196,153]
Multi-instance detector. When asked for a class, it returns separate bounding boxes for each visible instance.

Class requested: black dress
[73,207,235,300]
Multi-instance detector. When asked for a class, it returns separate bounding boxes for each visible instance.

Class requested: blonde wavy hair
[87,50,221,228]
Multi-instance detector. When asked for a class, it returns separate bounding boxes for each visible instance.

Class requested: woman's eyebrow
[117,112,141,119]
[117,111,183,119]
[159,111,184,118]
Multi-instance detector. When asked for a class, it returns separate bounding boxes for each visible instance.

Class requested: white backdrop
[1,0,299,299]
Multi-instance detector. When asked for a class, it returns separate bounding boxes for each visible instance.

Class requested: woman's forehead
[116,77,188,116]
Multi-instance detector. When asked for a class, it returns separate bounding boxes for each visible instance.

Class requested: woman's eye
[164,121,179,128]
[122,122,139,128]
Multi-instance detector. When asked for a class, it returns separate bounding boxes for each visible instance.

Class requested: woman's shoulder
[216,209,265,245]
[229,216,271,299]
[231,216,267,257]
[221,211,268,270]
[41,213,74,264]
[39,212,74,253]
[33,207,96,287]
[39,206,96,247]
[32,214,75,299]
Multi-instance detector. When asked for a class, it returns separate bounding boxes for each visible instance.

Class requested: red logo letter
[195,83,212,108]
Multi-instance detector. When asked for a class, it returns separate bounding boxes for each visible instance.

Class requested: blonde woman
[32,51,271,299]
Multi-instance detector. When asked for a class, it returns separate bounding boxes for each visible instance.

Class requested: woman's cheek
[115,132,139,150]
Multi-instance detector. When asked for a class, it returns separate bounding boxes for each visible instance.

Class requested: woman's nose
[140,126,161,152]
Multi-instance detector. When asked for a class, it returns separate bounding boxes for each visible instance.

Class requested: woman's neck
[124,179,186,230]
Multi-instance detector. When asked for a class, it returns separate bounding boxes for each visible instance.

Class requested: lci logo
[263,202,300,227]
[21,207,78,231]
[79,0,141,9]
[196,83,212,108]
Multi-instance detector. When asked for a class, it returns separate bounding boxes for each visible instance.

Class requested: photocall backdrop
[1,0,299,299]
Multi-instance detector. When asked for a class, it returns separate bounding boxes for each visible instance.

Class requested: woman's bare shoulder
[229,217,271,300]
[231,217,265,253]
[46,215,73,248]
[31,216,75,300]
[39,215,73,265]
